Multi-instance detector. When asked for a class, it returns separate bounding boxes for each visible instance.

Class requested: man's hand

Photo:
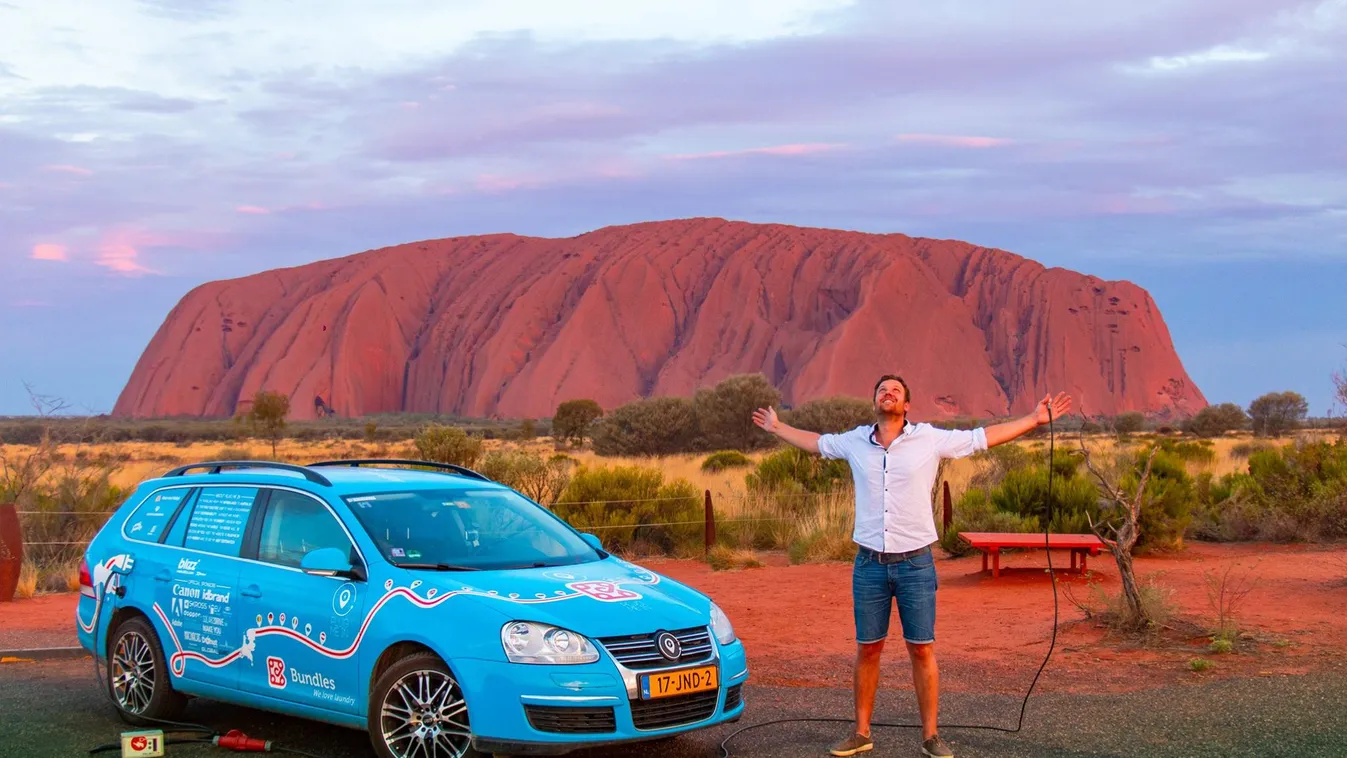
[752,406,782,434]
[751,406,821,454]
[1032,392,1073,426]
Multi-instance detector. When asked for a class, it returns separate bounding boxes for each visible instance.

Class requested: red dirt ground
[4,543,1343,694]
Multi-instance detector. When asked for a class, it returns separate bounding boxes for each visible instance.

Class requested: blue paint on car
[76,460,748,757]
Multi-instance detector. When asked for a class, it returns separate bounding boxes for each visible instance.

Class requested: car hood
[412,556,711,638]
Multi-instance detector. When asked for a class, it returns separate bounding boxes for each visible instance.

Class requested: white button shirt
[818,421,988,554]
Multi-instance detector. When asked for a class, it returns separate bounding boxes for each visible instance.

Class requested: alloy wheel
[380,668,471,758]
[111,630,156,714]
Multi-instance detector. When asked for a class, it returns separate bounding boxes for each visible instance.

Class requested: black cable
[717,408,1059,757]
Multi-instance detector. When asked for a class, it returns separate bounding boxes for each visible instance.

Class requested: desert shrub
[1183,403,1249,437]
[989,465,1101,535]
[938,488,1041,556]
[783,396,874,434]
[477,450,574,506]
[1248,391,1309,437]
[1157,439,1216,465]
[788,527,856,564]
[413,425,483,468]
[744,447,852,507]
[701,450,753,473]
[1229,441,1272,459]
[553,465,702,553]
[552,399,604,446]
[1113,411,1146,435]
[693,374,781,452]
[1192,439,1347,542]
[967,443,1036,489]
[706,545,763,571]
[205,446,258,461]
[592,397,699,456]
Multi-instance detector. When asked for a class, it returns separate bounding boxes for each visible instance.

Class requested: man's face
[874,380,909,416]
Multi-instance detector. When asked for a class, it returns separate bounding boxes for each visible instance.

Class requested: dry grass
[15,560,38,600]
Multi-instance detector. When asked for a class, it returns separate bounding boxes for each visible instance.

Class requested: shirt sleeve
[937,427,988,459]
[816,430,849,460]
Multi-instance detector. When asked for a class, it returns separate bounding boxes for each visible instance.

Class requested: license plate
[639,665,719,700]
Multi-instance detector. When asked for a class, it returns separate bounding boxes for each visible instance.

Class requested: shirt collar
[868,420,914,447]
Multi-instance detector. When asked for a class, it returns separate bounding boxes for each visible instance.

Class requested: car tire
[107,616,188,726]
[368,652,480,758]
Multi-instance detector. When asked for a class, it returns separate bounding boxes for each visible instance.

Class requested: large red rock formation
[112,218,1206,421]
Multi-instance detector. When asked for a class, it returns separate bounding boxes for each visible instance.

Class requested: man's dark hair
[873,374,911,403]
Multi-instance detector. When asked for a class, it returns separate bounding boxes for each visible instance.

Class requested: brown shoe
[922,733,954,757]
[829,732,873,756]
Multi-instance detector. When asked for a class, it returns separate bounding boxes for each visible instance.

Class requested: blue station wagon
[76,459,748,757]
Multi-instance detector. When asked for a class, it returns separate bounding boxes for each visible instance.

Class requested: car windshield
[342,487,602,571]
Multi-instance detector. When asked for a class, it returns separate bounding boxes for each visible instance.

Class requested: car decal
[148,568,661,677]
[77,554,136,634]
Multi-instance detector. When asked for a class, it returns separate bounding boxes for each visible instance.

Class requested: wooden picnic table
[958,532,1105,577]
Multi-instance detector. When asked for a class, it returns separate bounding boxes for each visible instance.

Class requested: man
[753,375,1071,757]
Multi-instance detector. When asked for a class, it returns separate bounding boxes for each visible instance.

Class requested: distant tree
[517,418,538,441]
[592,397,699,456]
[1334,350,1347,421]
[246,390,291,457]
[1247,391,1309,438]
[783,396,874,434]
[693,373,782,451]
[363,421,379,442]
[414,425,484,468]
[1183,403,1249,438]
[552,399,604,446]
[1112,411,1146,436]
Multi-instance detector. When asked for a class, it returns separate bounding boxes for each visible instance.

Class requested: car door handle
[242,585,263,598]
[154,570,171,583]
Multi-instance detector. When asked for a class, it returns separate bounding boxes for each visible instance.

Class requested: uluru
[112,218,1207,422]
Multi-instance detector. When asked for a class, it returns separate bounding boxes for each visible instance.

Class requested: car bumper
[454,640,748,755]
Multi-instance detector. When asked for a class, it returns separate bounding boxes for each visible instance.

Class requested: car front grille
[723,684,743,712]
[629,689,719,731]
[597,626,713,670]
[524,705,616,734]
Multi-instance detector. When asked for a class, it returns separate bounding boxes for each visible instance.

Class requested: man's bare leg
[906,641,939,740]
[854,640,885,735]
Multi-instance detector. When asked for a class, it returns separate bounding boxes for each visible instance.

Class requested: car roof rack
[161,460,333,487]
[306,458,491,481]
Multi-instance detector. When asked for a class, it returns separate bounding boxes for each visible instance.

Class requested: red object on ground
[958,531,1104,577]
[0,503,23,603]
[214,730,271,751]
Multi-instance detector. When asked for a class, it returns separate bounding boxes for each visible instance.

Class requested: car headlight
[710,602,736,645]
[501,622,599,665]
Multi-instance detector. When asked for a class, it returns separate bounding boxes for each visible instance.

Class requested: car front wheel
[107,616,187,726]
[369,652,479,758]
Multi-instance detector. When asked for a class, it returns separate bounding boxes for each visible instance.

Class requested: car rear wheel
[369,652,479,758]
[107,616,188,726]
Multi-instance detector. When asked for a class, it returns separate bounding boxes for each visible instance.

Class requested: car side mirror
[580,533,605,553]
[300,547,364,580]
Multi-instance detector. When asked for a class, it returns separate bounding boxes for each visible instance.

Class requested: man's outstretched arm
[984,392,1073,447]
[752,406,822,454]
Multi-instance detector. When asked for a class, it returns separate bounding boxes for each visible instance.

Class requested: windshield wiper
[394,562,481,571]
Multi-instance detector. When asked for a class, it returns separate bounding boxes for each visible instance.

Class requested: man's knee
[905,640,936,662]
[857,639,886,662]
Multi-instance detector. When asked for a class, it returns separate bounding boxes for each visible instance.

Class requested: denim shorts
[853,546,938,645]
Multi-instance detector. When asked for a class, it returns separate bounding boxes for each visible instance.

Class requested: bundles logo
[266,656,286,689]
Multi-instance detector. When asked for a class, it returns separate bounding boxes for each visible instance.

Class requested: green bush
[701,450,753,473]
[413,425,484,468]
[1193,439,1347,542]
[1157,439,1216,465]
[693,374,781,452]
[1183,403,1248,437]
[553,465,702,553]
[745,447,851,500]
[938,489,1041,556]
[552,399,604,446]
[591,397,699,456]
[477,450,573,506]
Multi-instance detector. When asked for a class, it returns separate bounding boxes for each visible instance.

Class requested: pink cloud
[895,133,1011,148]
[95,228,167,276]
[30,243,68,261]
[236,205,272,215]
[667,143,844,161]
[42,164,94,176]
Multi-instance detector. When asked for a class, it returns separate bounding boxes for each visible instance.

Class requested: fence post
[941,481,952,535]
[0,503,23,603]
[704,490,716,555]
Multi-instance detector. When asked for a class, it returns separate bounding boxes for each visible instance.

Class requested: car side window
[257,490,353,568]
[182,486,258,557]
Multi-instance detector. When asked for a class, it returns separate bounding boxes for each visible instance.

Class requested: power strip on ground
[121,730,165,757]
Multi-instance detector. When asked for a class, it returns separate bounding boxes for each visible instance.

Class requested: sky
[1,0,1345,417]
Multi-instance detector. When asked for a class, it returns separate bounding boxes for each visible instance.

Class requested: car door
[154,485,255,693]
[235,487,368,716]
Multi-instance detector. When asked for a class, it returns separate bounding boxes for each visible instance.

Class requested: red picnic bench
[958,532,1105,577]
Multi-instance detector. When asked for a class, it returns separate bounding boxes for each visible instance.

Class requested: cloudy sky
[2,0,1345,416]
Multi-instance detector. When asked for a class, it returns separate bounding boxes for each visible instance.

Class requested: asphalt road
[3,658,1346,758]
